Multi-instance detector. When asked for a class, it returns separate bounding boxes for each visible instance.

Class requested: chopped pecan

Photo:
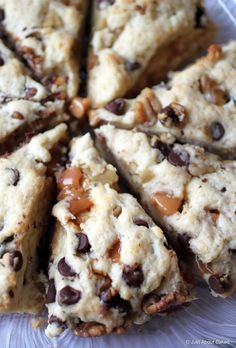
[74,322,107,337]
[199,74,229,105]
[207,44,223,61]
[11,111,24,120]
[135,88,160,123]
[69,97,91,119]
[142,292,190,315]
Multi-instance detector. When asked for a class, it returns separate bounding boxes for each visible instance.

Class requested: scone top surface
[88,0,211,107]
[0,124,67,313]
[0,0,87,98]
[96,125,236,297]
[90,42,236,156]
[46,132,192,338]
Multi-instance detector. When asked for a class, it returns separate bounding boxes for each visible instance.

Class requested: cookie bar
[96,125,236,298]
[45,132,193,338]
[0,124,67,313]
[0,39,68,154]
[88,0,215,107]
[90,43,236,157]
[0,0,87,98]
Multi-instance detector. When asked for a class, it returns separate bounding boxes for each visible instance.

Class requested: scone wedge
[0,0,87,98]
[90,43,236,157]
[96,126,236,298]
[88,0,215,107]
[45,132,193,338]
[0,39,68,154]
[0,124,67,313]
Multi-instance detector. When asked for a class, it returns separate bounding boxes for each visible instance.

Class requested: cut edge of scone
[45,132,194,338]
[0,123,67,313]
[90,42,236,157]
[96,125,236,299]
[88,0,216,107]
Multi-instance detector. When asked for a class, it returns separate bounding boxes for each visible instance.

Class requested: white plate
[1,1,236,347]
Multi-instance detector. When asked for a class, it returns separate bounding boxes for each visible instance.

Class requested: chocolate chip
[195,6,205,28]
[76,233,91,253]
[126,61,141,72]
[99,290,131,314]
[0,9,5,21]
[49,315,66,328]
[6,168,20,186]
[3,235,14,244]
[208,275,231,294]
[158,103,186,128]
[134,219,149,228]
[46,279,56,304]
[151,139,170,156]
[0,57,4,66]
[210,122,225,141]
[168,148,190,167]
[221,187,226,193]
[59,286,81,305]
[9,250,23,272]
[25,87,37,98]
[105,98,126,115]
[122,265,144,287]
[9,290,14,298]
[58,257,76,277]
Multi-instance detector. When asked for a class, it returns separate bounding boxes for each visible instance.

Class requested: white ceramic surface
[1,1,236,347]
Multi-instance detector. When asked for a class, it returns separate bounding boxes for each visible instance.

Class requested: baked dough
[96,125,236,298]
[45,132,193,338]
[88,0,215,107]
[0,124,67,313]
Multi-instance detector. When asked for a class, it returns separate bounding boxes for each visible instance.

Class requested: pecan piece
[69,97,91,119]
[142,292,190,315]
[207,44,223,61]
[199,74,229,105]
[74,322,107,337]
[135,88,160,123]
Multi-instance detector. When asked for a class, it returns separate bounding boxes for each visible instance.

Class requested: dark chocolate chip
[221,187,226,193]
[49,315,66,328]
[58,257,76,277]
[59,286,81,305]
[0,57,4,66]
[168,148,190,167]
[195,6,205,28]
[126,61,141,72]
[46,279,56,304]
[76,233,91,253]
[105,98,126,115]
[122,265,144,287]
[0,9,4,21]
[158,105,181,126]
[9,250,23,272]
[134,219,149,228]
[6,168,20,186]
[9,290,14,298]
[210,122,225,141]
[99,290,131,314]
[3,235,14,244]
[208,275,231,294]
[151,139,170,156]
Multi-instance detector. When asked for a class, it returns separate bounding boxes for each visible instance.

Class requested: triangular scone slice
[88,0,215,107]
[0,39,68,153]
[45,133,193,338]
[0,124,67,313]
[96,126,236,298]
[0,0,87,98]
[91,43,236,156]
